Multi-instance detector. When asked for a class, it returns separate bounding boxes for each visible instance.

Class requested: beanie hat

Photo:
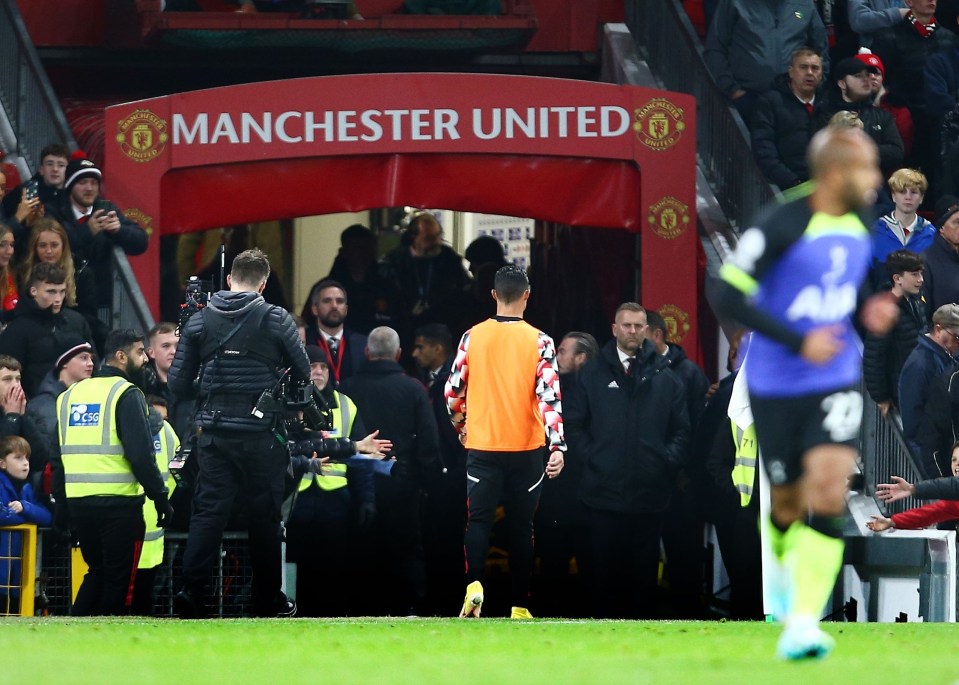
[305,344,330,366]
[55,334,94,371]
[935,194,959,228]
[64,158,101,189]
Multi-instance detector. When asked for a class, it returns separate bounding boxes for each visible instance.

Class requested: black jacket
[874,19,959,117]
[750,74,824,189]
[538,371,587,526]
[304,327,368,383]
[565,339,690,514]
[0,295,93,398]
[23,369,64,471]
[863,291,926,404]
[51,365,169,513]
[922,233,959,319]
[919,367,959,479]
[663,343,710,426]
[340,358,443,487]
[814,94,905,175]
[168,290,310,433]
[45,195,148,307]
[915,475,959,500]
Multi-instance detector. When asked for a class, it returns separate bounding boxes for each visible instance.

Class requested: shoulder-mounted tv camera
[178,276,214,334]
[253,369,333,433]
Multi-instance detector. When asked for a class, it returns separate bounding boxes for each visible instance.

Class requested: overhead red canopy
[105,73,697,350]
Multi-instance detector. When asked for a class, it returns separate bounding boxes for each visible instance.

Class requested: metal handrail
[861,397,926,515]
[623,0,778,232]
[0,0,76,170]
[111,247,156,334]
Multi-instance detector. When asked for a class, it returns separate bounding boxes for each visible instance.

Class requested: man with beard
[51,328,171,616]
[714,127,897,658]
[44,157,147,308]
[305,280,368,383]
[0,263,92,398]
[816,57,904,176]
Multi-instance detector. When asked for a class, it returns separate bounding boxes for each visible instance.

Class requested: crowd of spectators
[0,147,747,617]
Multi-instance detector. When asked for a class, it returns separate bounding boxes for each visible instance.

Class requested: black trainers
[275,595,297,618]
[173,589,206,619]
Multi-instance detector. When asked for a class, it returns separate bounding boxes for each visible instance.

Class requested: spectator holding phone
[0,170,42,254]
[45,157,147,310]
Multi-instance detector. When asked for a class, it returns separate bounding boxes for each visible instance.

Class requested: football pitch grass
[3,618,959,685]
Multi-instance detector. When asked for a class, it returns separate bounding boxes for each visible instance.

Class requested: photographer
[168,248,309,619]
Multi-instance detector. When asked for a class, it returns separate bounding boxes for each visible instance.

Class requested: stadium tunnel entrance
[104,73,701,361]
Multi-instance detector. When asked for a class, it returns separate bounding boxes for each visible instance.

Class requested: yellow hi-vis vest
[139,420,179,570]
[730,421,758,507]
[57,376,142,499]
[298,391,356,493]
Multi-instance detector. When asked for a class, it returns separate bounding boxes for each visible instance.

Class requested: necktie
[328,337,339,361]
[428,370,437,388]
[804,102,814,115]
[78,214,90,224]
[625,357,635,376]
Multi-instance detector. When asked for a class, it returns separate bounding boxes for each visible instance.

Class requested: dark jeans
[180,431,287,616]
[464,449,545,609]
[588,507,663,619]
[72,505,145,616]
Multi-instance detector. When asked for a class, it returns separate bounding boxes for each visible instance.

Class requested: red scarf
[2,271,17,312]
[906,11,937,38]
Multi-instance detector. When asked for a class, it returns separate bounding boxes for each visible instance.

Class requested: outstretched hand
[355,430,393,459]
[875,476,915,504]
[866,515,894,532]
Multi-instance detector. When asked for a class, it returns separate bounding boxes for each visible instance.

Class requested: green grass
[3,618,959,685]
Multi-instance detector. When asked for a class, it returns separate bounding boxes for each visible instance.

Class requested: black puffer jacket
[0,295,93,398]
[814,94,904,175]
[750,74,824,190]
[168,290,309,433]
[565,339,690,514]
[863,291,926,404]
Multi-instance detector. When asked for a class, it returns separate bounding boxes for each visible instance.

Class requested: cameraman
[169,248,308,619]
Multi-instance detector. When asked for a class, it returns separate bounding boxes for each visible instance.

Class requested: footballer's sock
[789,516,844,621]
[765,514,792,562]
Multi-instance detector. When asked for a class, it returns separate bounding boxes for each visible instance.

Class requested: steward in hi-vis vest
[52,329,171,616]
[286,344,375,617]
[130,405,180,616]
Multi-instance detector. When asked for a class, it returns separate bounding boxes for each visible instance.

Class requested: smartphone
[24,179,39,201]
[92,198,111,214]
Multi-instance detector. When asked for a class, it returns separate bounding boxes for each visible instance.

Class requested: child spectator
[870,168,936,288]
[868,442,959,532]
[0,435,52,614]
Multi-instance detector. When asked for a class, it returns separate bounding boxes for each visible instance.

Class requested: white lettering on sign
[171,106,630,146]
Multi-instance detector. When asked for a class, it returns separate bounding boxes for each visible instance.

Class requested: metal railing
[623,0,777,232]
[861,397,925,515]
[0,0,76,173]
[110,247,156,335]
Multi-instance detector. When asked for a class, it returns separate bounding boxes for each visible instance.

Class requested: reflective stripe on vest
[730,421,758,508]
[57,377,140,498]
[298,391,354,492]
[139,420,179,570]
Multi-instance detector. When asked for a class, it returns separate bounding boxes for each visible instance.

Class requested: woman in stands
[20,217,98,336]
[0,223,18,326]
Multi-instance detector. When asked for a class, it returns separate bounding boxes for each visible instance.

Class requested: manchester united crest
[647,196,690,239]
[658,304,691,345]
[116,110,168,163]
[123,208,154,236]
[634,98,685,151]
